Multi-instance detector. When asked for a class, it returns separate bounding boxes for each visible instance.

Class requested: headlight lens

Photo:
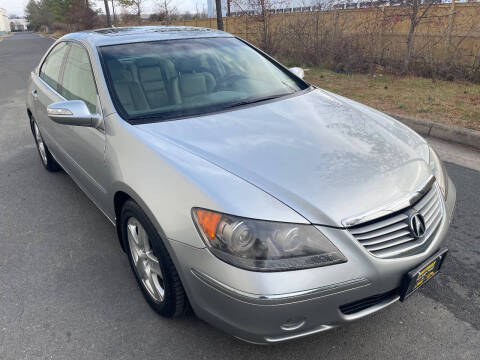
[428,147,447,199]
[192,208,347,271]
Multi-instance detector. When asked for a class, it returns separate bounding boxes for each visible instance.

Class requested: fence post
[448,0,456,46]
[245,15,248,41]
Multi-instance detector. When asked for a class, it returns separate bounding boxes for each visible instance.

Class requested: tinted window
[61,44,98,114]
[39,42,69,91]
[100,37,308,123]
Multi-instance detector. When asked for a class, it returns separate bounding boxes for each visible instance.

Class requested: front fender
[105,114,309,250]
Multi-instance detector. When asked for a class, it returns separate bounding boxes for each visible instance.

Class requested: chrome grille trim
[348,183,444,259]
[342,176,435,227]
[354,223,409,240]
[349,213,408,235]
[360,230,411,246]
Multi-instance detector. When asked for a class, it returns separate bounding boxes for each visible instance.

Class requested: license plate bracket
[399,248,448,302]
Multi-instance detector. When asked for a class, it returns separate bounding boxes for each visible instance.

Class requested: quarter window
[61,43,98,114]
[39,42,69,91]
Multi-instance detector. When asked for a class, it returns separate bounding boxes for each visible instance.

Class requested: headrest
[175,57,202,73]
[179,73,207,98]
[136,57,161,68]
[136,57,177,80]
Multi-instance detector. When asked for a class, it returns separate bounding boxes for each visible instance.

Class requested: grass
[304,68,480,131]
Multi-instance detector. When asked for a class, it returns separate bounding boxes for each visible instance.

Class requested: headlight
[192,208,347,271]
[428,147,447,199]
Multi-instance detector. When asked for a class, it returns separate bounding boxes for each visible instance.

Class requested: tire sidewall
[31,118,60,172]
[120,201,178,316]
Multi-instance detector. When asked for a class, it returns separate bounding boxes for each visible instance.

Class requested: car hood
[138,89,431,227]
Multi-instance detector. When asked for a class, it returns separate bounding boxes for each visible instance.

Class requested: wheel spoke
[147,271,163,301]
[127,223,141,247]
[137,225,150,252]
[146,252,162,277]
[126,216,164,302]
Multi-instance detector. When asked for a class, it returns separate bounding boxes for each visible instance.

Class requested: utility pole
[103,0,112,27]
[227,0,231,17]
[215,0,224,31]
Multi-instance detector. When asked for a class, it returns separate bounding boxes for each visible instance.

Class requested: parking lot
[0,32,479,359]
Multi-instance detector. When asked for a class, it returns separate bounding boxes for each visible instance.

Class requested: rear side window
[39,42,69,91]
[61,43,98,114]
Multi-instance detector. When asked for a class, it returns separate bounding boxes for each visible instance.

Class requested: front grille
[348,184,444,259]
[339,288,399,315]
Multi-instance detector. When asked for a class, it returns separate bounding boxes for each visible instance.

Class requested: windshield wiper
[223,93,294,110]
[127,93,295,123]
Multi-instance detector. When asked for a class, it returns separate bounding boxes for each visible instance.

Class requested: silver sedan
[26,26,456,344]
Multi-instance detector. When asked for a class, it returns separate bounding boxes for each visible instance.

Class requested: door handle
[31,89,38,99]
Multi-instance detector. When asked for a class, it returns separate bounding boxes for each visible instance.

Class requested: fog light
[280,317,307,331]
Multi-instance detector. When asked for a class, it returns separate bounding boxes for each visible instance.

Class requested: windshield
[99,37,308,122]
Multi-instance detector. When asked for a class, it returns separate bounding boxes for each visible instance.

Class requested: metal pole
[215,0,224,30]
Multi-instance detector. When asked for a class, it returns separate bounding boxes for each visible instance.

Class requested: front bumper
[169,177,456,344]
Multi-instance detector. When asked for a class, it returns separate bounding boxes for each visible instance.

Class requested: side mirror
[47,100,101,127]
[289,67,305,79]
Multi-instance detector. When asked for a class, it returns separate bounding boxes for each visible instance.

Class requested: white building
[207,1,337,17]
[206,0,476,17]
[9,18,29,31]
[0,8,10,34]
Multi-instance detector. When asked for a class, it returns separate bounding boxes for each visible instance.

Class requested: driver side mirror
[289,67,305,79]
[47,100,102,128]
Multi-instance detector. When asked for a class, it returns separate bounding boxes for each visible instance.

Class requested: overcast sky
[0,0,204,17]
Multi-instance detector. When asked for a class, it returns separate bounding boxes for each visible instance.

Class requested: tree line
[25,0,208,32]
[25,0,98,31]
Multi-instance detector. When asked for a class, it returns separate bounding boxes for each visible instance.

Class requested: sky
[0,0,204,17]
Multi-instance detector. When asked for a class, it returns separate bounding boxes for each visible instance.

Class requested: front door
[33,41,69,158]
[54,42,108,209]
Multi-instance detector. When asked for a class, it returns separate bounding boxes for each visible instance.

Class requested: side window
[39,42,69,91]
[61,43,98,114]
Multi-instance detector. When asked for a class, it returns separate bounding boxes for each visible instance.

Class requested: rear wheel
[32,120,61,172]
[121,200,187,317]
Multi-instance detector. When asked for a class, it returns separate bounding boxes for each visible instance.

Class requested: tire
[120,200,187,317]
[31,119,61,172]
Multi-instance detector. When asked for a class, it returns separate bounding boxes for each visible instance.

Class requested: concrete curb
[388,113,480,150]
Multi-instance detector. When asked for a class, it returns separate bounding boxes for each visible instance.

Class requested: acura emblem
[410,213,426,238]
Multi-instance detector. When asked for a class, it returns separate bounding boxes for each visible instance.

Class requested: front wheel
[32,120,61,172]
[121,200,187,317]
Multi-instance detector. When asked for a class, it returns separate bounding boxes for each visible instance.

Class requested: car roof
[60,26,234,47]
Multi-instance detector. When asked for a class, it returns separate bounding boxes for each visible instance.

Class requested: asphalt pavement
[0,32,479,360]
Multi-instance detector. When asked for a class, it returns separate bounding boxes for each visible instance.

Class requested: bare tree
[111,0,117,23]
[231,0,288,52]
[118,0,144,24]
[155,0,178,24]
[396,0,437,73]
[103,0,112,27]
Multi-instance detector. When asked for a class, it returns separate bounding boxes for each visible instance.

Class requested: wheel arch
[113,190,131,251]
[112,185,192,306]
[26,108,34,133]
[112,184,169,253]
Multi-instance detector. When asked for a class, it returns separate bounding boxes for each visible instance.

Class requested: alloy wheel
[33,122,48,165]
[127,217,165,302]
